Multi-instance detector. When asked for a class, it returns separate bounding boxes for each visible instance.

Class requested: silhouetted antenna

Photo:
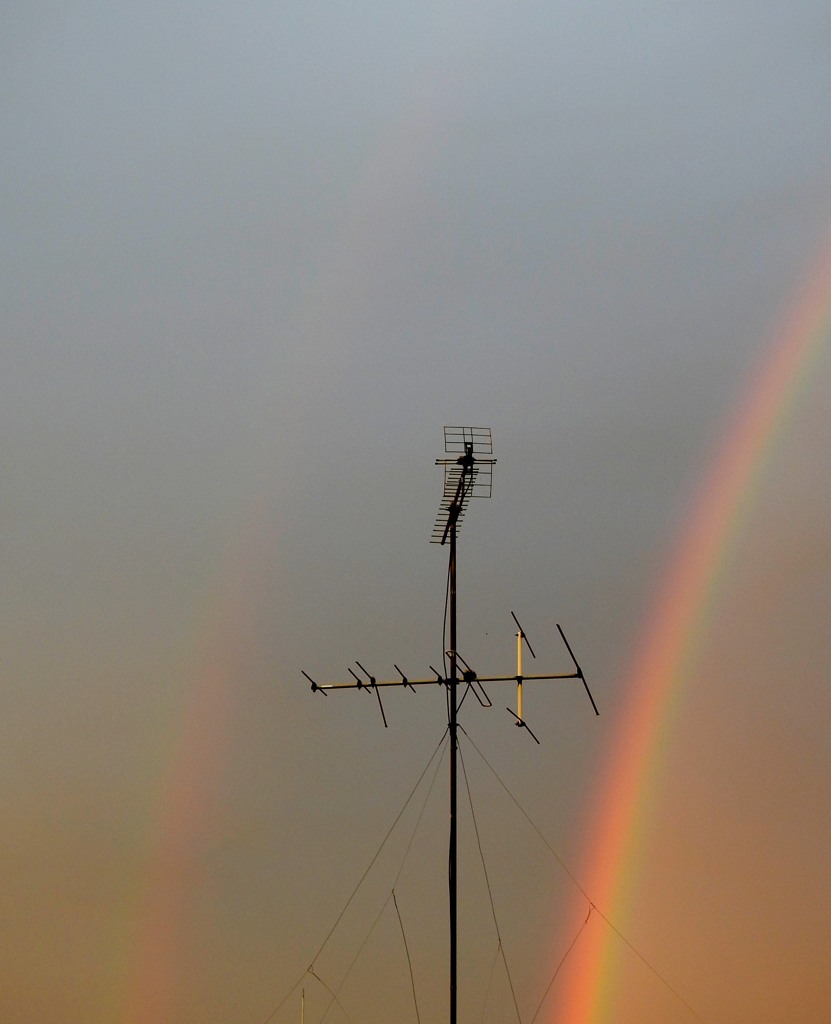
[431,426,495,544]
[302,427,597,1024]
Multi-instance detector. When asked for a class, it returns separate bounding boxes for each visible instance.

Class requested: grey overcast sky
[3,3,831,1023]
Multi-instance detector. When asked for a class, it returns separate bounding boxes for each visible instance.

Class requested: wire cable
[460,727,711,1024]
[258,731,448,1024]
[458,741,522,1024]
[442,548,451,677]
[529,906,592,1024]
[441,465,473,679]
[391,734,448,892]
[459,726,591,899]
[308,968,357,1024]
[479,940,502,1024]
[317,893,391,1024]
[318,743,448,1023]
[392,890,422,1024]
[309,730,448,967]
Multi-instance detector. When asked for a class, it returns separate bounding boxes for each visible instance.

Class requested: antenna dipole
[302,427,597,1024]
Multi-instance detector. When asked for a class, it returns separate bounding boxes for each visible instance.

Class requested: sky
[3,3,831,1022]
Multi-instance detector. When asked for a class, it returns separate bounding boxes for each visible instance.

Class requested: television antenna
[302,426,598,1024]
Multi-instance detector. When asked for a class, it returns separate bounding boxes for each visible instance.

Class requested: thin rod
[449,520,458,1024]
[516,627,523,721]
[310,670,580,691]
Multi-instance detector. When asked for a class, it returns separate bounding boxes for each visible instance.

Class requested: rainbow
[553,231,831,1023]
[108,78,451,1018]
[115,509,270,1024]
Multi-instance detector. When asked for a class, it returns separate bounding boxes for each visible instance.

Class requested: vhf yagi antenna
[302,426,598,1024]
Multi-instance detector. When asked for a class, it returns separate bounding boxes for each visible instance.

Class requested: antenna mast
[303,427,597,1024]
[431,426,494,1024]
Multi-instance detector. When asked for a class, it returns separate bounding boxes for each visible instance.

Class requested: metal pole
[448,518,457,1024]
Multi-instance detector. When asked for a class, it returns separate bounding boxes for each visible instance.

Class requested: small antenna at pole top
[432,426,496,544]
[440,426,494,496]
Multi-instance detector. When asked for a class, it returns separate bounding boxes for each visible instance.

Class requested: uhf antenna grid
[303,426,597,1024]
[442,425,493,454]
[436,425,494,501]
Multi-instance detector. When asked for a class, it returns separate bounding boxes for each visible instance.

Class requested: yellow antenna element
[510,610,536,725]
[516,626,523,721]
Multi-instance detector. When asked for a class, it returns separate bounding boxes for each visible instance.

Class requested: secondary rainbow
[114,506,272,1024]
[109,80,455,1020]
[553,230,831,1023]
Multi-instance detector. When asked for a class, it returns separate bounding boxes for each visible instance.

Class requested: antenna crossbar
[305,669,582,692]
